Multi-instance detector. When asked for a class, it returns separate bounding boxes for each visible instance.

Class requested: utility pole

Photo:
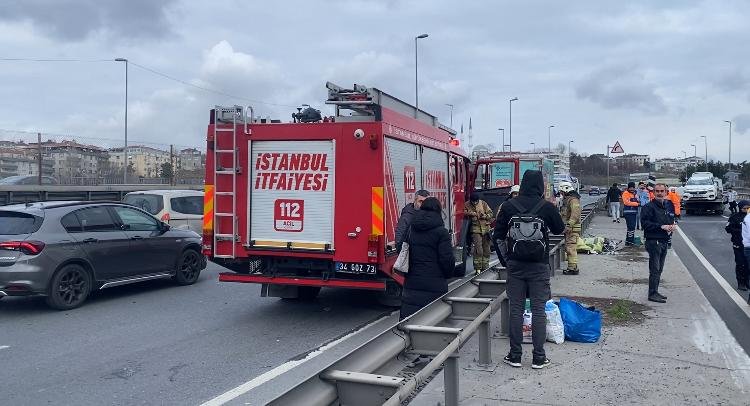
[170,144,175,186]
[37,132,42,185]
[606,145,610,187]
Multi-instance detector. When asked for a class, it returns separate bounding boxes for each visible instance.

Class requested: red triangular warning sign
[610,141,624,154]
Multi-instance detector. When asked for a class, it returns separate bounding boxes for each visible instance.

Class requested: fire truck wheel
[297,286,321,300]
[376,282,402,307]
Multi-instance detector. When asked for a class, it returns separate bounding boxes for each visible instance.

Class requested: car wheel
[174,249,202,285]
[46,264,92,310]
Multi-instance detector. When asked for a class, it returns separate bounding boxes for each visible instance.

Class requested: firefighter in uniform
[559,182,582,275]
[465,191,493,273]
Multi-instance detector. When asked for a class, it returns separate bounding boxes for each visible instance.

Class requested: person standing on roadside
[622,182,640,245]
[494,170,565,369]
[395,189,430,252]
[559,181,582,275]
[728,187,738,214]
[640,183,676,303]
[464,192,493,273]
[607,183,622,223]
[399,197,455,320]
[636,182,650,230]
[741,202,750,304]
[726,200,750,291]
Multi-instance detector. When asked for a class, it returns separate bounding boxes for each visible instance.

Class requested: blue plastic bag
[558,297,601,343]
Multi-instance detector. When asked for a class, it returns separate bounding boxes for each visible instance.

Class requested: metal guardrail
[0,184,203,206]
[251,267,508,406]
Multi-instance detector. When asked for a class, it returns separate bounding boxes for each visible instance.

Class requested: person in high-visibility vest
[559,181,581,275]
[622,182,641,245]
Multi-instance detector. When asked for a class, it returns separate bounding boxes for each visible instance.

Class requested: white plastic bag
[393,242,409,273]
[545,300,565,344]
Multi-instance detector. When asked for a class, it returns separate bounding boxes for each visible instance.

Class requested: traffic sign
[610,141,624,154]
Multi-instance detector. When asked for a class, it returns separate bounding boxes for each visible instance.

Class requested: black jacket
[606,186,622,203]
[641,199,675,240]
[726,212,746,247]
[492,170,566,263]
[399,209,455,319]
[395,203,417,252]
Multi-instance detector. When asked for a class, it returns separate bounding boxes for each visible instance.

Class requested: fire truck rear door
[248,140,335,250]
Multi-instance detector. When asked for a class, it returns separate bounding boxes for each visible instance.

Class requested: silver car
[0,201,206,310]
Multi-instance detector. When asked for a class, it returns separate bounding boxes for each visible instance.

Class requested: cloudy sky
[1,0,749,162]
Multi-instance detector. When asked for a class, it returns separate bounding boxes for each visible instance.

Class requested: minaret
[468,117,473,152]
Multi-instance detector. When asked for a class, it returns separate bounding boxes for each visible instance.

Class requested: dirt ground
[556,295,651,327]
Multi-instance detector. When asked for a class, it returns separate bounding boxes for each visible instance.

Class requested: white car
[123,190,204,234]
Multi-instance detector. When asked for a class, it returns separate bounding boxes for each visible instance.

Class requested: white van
[123,190,204,234]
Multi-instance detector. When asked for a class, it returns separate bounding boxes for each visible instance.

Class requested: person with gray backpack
[493,170,565,369]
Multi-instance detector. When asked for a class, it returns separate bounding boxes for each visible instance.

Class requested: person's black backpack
[506,199,548,261]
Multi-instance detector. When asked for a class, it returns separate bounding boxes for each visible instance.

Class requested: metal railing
[238,266,508,406]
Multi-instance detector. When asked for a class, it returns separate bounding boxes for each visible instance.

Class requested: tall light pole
[700,135,708,170]
[498,128,505,152]
[568,140,575,175]
[530,142,535,153]
[509,97,518,151]
[691,143,696,158]
[724,120,732,170]
[114,57,128,184]
[414,34,429,116]
[547,125,555,153]
[445,103,454,127]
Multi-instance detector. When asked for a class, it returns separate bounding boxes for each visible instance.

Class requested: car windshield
[0,211,43,234]
[123,194,164,215]
[686,177,713,185]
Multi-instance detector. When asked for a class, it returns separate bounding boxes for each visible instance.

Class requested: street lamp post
[530,142,535,153]
[445,103,454,128]
[724,120,732,170]
[498,128,505,152]
[700,135,708,170]
[414,34,429,117]
[547,125,555,153]
[509,97,518,151]
[691,144,696,158]
[114,57,128,184]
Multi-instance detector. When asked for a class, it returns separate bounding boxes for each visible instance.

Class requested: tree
[160,162,174,179]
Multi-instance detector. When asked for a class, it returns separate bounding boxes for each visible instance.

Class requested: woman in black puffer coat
[399,197,456,320]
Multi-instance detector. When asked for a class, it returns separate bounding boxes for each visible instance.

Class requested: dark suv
[0,201,206,310]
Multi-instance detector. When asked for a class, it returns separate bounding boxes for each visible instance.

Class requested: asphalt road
[0,263,392,405]
[672,210,750,356]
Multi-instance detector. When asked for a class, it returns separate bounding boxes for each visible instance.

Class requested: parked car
[0,201,206,310]
[588,186,601,196]
[0,175,58,185]
[123,190,203,234]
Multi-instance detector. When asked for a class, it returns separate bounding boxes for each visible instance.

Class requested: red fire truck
[202,82,471,301]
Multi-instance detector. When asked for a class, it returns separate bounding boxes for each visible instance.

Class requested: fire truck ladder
[212,105,250,259]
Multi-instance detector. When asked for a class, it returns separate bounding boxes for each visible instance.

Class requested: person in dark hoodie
[395,189,430,252]
[493,170,565,369]
[399,196,456,320]
[640,183,675,303]
[725,200,750,291]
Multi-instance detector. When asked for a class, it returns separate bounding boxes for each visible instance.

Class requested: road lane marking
[199,314,393,406]
[723,215,729,219]
[676,226,750,319]
[0,346,9,350]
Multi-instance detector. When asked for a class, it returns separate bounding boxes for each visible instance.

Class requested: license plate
[335,262,376,274]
